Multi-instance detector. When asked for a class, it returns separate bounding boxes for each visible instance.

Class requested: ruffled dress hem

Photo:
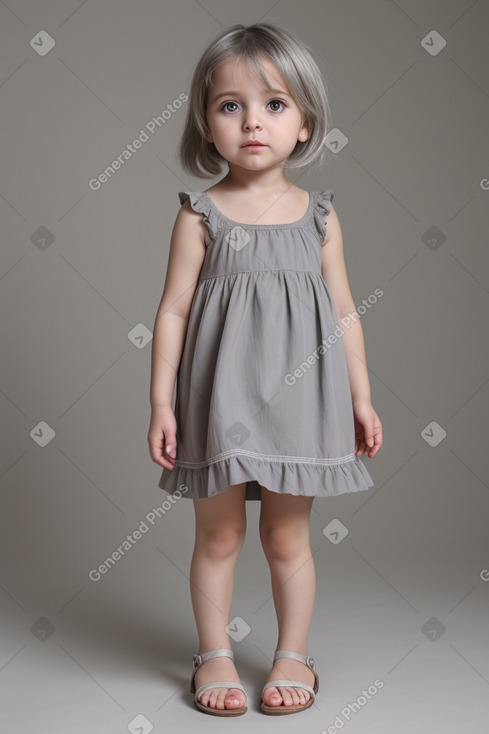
[158,451,374,501]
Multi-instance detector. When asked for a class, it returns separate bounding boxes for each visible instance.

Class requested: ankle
[275,644,308,655]
[198,645,232,655]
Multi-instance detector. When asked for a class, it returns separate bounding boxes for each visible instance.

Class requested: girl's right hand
[147,406,178,470]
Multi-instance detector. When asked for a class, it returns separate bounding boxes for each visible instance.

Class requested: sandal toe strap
[195,681,247,702]
[261,680,316,698]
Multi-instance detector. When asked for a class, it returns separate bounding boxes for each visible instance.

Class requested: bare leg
[259,487,316,708]
[190,483,247,710]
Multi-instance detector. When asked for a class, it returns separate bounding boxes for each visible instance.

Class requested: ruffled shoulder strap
[312,189,335,245]
[178,191,219,243]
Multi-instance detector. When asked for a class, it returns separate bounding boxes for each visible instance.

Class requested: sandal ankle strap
[192,647,234,669]
[273,649,315,670]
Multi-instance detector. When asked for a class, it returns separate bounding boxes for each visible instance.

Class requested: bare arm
[149,199,208,408]
[321,205,383,458]
[320,205,370,403]
[147,200,208,469]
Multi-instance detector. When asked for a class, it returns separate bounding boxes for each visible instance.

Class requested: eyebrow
[209,88,291,103]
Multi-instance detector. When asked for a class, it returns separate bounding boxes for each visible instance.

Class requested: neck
[219,164,292,195]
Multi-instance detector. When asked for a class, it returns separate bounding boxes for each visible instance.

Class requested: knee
[259,523,306,562]
[199,525,245,560]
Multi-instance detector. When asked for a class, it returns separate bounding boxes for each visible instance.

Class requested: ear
[298,117,310,143]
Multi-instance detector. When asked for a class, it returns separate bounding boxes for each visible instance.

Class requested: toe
[199,688,218,709]
[262,686,283,706]
[198,692,209,707]
[224,688,245,709]
[280,687,295,706]
[269,686,310,707]
[215,690,227,710]
[199,687,245,710]
[289,686,310,705]
[294,686,310,704]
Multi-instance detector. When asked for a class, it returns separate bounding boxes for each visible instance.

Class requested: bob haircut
[178,23,333,178]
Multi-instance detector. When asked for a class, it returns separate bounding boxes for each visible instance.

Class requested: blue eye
[222,101,239,113]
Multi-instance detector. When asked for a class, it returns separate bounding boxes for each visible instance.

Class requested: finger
[355,438,365,456]
[158,456,176,469]
[164,435,177,459]
[154,443,176,469]
[148,435,163,463]
[148,435,175,467]
[367,432,382,457]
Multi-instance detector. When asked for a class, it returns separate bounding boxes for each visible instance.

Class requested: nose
[243,109,263,131]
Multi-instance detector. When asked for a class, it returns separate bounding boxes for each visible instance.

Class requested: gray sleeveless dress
[158,189,374,501]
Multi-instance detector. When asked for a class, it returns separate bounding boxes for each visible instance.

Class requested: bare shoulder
[157,199,207,320]
[320,203,356,318]
[321,201,340,247]
[177,197,211,247]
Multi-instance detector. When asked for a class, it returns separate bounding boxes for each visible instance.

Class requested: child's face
[205,57,309,173]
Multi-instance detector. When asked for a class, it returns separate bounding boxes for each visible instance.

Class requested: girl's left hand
[352,398,383,458]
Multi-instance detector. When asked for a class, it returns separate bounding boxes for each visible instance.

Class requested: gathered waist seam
[198,269,322,284]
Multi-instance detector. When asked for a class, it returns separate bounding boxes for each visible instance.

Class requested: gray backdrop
[1,1,488,732]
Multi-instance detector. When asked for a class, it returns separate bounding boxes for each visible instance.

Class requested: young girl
[148,22,382,717]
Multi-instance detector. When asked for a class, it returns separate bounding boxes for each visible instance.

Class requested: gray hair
[178,23,333,178]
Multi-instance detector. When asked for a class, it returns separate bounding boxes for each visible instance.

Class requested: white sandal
[260,649,319,714]
[189,647,248,716]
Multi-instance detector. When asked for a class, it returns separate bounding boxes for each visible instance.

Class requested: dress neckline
[202,190,313,229]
